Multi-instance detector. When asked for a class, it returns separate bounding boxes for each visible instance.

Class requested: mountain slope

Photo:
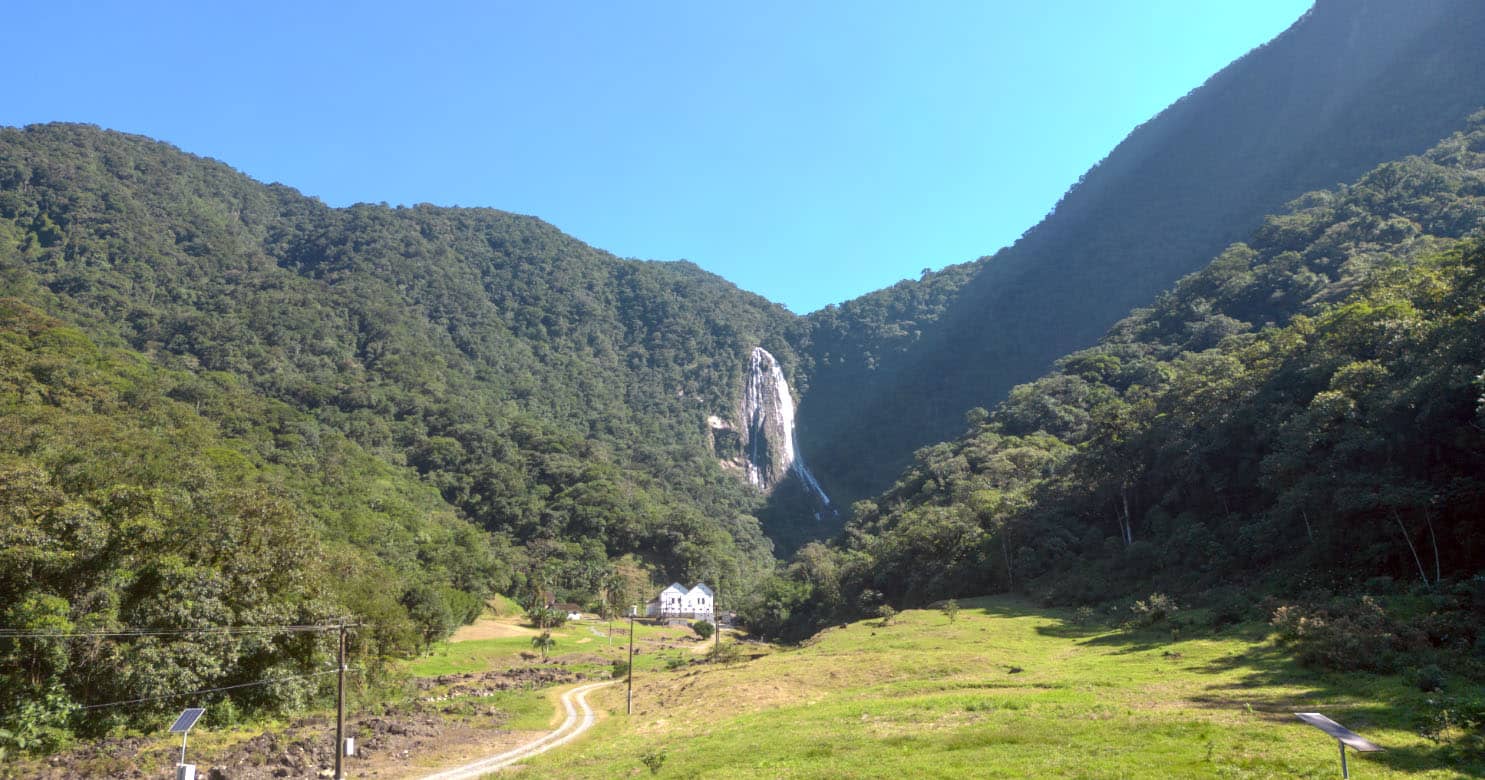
[798,0,1485,508]
[0,298,507,738]
[0,123,807,594]
[752,114,1485,640]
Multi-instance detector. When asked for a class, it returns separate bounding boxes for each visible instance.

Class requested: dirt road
[416,681,612,779]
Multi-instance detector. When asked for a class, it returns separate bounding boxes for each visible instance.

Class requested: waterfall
[740,347,831,507]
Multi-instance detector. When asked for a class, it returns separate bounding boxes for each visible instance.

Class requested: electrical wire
[78,668,359,710]
[0,623,358,639]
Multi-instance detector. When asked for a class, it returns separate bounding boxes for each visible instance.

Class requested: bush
[611,659,631,679]
[877,605,898,626]
[1130,593,1178,627]
[1270,605,1304,642]
[1416,664,1446,693]
[1417,695,1485,750]
[641,748,667,775]
[525,605,569,630]
[1269,596,1419,673]
[940,599,961,623]
[692,620,715,641]
[1205,588,1250,631]
[708,642,742,664]
[0,687,74,758]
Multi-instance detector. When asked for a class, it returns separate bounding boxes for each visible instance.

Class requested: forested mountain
[796,0,1485,510]
[7,0,1485,749]
[0,124,829,737]
[0,123,814,599]
[0,299,510,739]
[749,115,1485,640]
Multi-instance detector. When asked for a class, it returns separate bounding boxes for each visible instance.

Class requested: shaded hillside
[755,116,1485,640]
[0,123,806,595]
[799,0,1485,509]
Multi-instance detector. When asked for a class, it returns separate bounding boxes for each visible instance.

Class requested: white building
[644,582,714,622]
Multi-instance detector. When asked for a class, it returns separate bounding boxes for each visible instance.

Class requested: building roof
[688,583,714,597]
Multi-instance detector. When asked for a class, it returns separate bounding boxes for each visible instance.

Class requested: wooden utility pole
[335,623,346,780]
[626,610,635,715]
[713,577,721,655]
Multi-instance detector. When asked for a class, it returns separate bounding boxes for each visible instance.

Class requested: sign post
[1295,712,1383,778]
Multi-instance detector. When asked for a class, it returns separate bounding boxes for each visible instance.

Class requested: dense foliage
[0,124,814,742]
[0,123,804,600]
[750,118,1485,643]
[795,0,1485,508]
[0,300,505,739]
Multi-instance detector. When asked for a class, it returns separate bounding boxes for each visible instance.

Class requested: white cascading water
[741,347,831,507]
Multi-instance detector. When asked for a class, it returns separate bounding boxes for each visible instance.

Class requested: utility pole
[713,577,721,655]
[335,623,346,780]
[626,608,636,715]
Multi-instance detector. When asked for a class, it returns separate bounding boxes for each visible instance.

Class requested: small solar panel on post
[1295,712,1383,778]
[169,707,206,780]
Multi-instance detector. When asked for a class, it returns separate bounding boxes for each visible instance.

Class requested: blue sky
[7,1,1312,313]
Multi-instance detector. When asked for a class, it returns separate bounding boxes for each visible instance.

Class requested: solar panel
[1294,712,1383,752]
[169,708,206,734]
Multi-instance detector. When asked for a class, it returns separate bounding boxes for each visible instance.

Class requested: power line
[0,623,357,639]
[79,668,356,710]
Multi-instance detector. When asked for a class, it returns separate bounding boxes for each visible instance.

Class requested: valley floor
[518,598,1478,779]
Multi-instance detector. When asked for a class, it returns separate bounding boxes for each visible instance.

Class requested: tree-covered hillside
[797,0,1485,511]
[0,123,808,598]
[0,299,509,741]
[751,115,1485,642]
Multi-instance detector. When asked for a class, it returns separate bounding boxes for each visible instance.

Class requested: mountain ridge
[796,0,1485,511]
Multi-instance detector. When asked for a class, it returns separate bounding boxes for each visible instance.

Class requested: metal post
[626,612,635,715]
[335,623,346,780]
[1339,741,1348,779]
[714,577,720,655]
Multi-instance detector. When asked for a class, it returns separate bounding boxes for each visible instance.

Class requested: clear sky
[6,1,1312,313]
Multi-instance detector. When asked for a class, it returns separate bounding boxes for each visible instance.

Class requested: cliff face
[713,347,830,507]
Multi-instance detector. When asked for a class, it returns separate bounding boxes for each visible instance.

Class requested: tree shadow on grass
[961,596,1482,775]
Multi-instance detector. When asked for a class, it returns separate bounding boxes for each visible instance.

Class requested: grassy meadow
[514,598,1478,778]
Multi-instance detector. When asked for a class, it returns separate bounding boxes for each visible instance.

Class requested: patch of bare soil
[449,619,537,642]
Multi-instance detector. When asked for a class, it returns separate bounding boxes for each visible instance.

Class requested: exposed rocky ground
[6,667,594,780]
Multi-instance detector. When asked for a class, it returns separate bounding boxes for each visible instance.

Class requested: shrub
[641,748,667,775]
[1416,664,1446,693]
[1270,604,1305,642]
[877,605,898,626]
[940,599,961,623]
[611,659,631,679]
[525,605,569,629]
[692,620,715,641]
[1417,695,1485,750]
[1270,597,1417,673]
[1205,588,1250,631]
[1130,593,1178,627]
[1072,606,1098,626]
[708,642,742,664]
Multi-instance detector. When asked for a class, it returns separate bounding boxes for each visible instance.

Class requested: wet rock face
[736,347,830,506]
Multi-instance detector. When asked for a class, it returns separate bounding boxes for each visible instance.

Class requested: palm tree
[531,630,556,661]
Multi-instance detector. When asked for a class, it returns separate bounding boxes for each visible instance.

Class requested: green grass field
[406,618,712,678]
[516,598,1478,778]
